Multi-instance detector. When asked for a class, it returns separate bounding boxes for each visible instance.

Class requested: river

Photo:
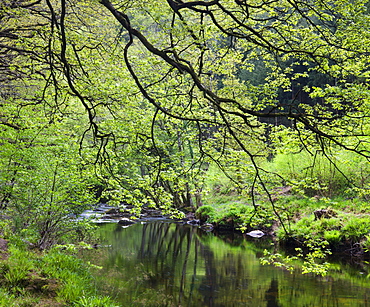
[80,221,370,306]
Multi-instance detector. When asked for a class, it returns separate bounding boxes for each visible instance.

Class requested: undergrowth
[0,241,119,307]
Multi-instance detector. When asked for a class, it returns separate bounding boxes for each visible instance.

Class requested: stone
[118,218,136,226]
[246,230,265,238]
[314,209,337,220]
[201,223,214,231]
[187,219,200,226]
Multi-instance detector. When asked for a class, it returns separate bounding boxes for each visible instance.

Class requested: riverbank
[2,191,370,305]
[194,193,370,260]
[78,221,370,306]
[0,237,119,306]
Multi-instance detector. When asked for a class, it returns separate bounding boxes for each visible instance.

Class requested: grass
[200,163,370,254]
[199,147,370,251]
[0,241,119,307]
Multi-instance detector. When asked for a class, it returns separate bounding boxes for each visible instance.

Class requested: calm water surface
[82,221,370,306]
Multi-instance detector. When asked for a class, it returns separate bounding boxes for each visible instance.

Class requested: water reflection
[83,222,370,306]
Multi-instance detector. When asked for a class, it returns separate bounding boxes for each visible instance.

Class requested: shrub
[342,216,370,241]
[195,205,216,223]
[323,230,343,244]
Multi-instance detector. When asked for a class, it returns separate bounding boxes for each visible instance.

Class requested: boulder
[118,218,136,226]
[314,209,337,220]
[187,219,200,226]
[201,223,214,231]
[246,230,265,238]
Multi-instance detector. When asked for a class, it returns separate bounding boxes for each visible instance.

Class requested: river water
[81,221,370,306]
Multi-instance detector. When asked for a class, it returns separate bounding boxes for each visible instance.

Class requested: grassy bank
[195,148,370,255]
[0,240,118,307]
[196,193,370,254]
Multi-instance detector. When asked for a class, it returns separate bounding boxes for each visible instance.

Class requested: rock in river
[246,230,265,238]
[118,218,136,227]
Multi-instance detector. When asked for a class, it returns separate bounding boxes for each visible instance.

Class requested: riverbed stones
[187,219,200,226]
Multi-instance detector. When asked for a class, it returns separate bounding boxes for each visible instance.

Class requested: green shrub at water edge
[195,205,216,223]
[323,230,343,244]
[278,212,370,247]
[342,216,370,241]
[196,203,275,231]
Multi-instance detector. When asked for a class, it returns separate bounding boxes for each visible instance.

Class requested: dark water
[82,221,370,306]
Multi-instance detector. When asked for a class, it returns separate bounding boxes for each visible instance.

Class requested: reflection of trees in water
[95,222,370,306]
[137,223,199,304]
[135,222,274,306]
[265,279,280,307]
[199,243,217,306]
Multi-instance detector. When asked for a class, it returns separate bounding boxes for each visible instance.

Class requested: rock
[186,212,196,220]
[246,230,265,238]
[118,218,136,226]
[314,209,337,220]
[187,219,200,226]
[104,208,121,215]
[201,223,214,231]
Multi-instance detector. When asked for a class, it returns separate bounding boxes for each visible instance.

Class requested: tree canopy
[1,0,370,244]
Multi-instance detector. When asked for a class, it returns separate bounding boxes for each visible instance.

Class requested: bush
[196,202,274,232]
[195,205,216,223]
[323,230,343,244]
[342,216,370,241]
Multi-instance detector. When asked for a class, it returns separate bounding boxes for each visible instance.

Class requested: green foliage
[0,289,15,306]
[196,202,275,231]
[74,295,120,307]
[57,274,89,303]
[1,246,35,291]
[361,234,370,253]
[0,220,12,239]
[260,250,297,273]
[261,239,332,277]
[297,240,332,276]
[265,148,370,198]
[0,243,119,306]
[195,205,215,223]
[342,216,370,241]
[276,198,370,247]
[323,230,343,245]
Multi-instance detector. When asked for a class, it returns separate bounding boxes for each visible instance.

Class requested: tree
[96,0,370,207]
[2,0,370,233]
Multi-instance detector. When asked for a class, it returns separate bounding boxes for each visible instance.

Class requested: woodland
[1,0,370,305]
